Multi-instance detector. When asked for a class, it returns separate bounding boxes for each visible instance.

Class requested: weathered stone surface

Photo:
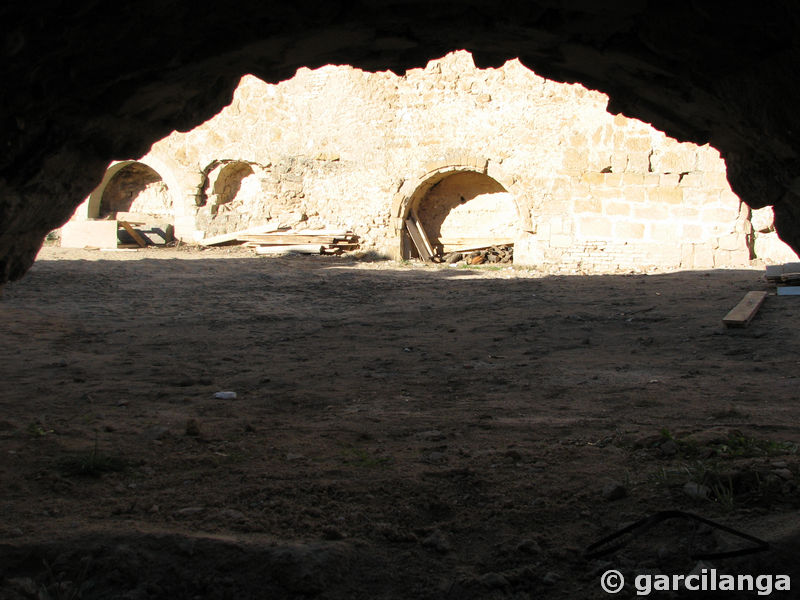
[3,2,800,281]
[62,54,794,271]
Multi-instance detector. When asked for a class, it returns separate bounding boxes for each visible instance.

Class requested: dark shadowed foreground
[1,247,799,599]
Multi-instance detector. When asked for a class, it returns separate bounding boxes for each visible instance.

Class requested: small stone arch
[85,158,182,219]
[391,159,525,261]
[207,161,260,215]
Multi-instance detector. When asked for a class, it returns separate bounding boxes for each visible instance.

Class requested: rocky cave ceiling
[2,1,799,282]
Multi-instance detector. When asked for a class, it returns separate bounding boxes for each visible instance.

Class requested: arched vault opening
[396,167,521,262]
[85,159,181,220]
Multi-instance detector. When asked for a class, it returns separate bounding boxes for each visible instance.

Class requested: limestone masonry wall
[68,51,797,271]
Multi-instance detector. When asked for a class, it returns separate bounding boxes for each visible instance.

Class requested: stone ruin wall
[70,51,797,271]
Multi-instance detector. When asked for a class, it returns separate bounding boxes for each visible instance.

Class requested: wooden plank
[439,238,515,247]
[254,245,323,255]
[443,242,515,253]
[780,272,800,284]
[409,210,435,258]
[722,291,768,328]
[118,221,148,247]
[404,218,433,263]
[200,225,281,246]
[238,234,338,245]
[765,265,784,282]
[777,286,800,296]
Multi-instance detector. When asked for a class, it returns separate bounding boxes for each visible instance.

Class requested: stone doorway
[97,162,173,218]
[402,171,518,261]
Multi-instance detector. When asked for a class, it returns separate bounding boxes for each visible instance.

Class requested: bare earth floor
[1,246,799,599]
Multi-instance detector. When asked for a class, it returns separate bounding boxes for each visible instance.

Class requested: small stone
[144,425,170,440]
[174,506,204,516]
[214,391,237,400]
[516,539,542,555]
[683,481,710,500]
[185,419,201,437]
[542,572,560,585]
[424,451,447,464]
[773,468,793,480]
[322,526,345,540]
[602,482,628,501]
[479,572,509,589]
[421,530,451,553]
[417,430,445,441]
[7,578,37,596]
[660,440,678,456]
[218,508,246,521]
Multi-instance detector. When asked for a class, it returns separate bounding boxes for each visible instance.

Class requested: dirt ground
[1,245,799,599]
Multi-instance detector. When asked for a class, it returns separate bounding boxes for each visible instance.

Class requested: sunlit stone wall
[72,51,795,270]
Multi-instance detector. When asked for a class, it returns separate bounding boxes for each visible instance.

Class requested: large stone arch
[390,157,527,261]
[84,157,184,220]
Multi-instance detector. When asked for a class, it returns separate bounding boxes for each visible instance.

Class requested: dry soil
[1,246,799,599]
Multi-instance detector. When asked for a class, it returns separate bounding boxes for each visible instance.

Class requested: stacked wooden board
[200,226,359,255]
[765,262,800,295]
[723,260,800,328]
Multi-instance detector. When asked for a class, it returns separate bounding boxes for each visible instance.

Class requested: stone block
[634,205,668,221]
[615,221,645,239]
[574,198,601,213]
[579,216,613,238]
[580,171,605,186]
[604,201,631,216]
[627,137,652,153]
[702,206,738,223]
[659,173,681,187]
[61,220,119,249]
[717,233,745,252]
[678,172,704,188]
[693,244,715,268]
[648,187,683,205]
[623,187,646,203]
[549,234,572,248]
[682,224,704,242]
[649,222,674,242]
[622,173,644,186]
[643,174,661,187]
[754,234,800,263]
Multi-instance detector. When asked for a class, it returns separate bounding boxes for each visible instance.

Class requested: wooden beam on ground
[200,226,281,246]
[404,218,433,263]
[239,234,338,245]
[254,245,324,255]
[777,286,800,296]
[118,221,148,248]
[722,291,768,328]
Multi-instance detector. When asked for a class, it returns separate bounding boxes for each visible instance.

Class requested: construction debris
[200,226,359,255]
[403,217,514,265]
[444,244,514,265]
[765,261,800,295]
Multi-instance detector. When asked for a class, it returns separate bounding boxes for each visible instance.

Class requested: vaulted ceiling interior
[2,1,799,282]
